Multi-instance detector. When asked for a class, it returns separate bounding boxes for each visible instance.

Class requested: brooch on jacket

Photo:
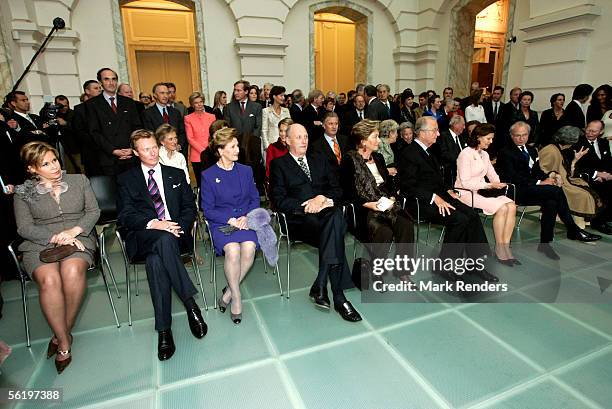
[14,180,39,203]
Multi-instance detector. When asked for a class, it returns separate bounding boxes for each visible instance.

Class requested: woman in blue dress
[201,127,260,324]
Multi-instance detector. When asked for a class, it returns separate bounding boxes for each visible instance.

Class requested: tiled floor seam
[547,376,606,409]
[250,297,307,409]
[359,313,453,409]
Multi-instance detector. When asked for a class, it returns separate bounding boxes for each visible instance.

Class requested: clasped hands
[50,226,85,251]
[228,216,248,230]
[112,148,133,160]
[301,195,332,213]
[150,220,184,237]
[594,171,612,182]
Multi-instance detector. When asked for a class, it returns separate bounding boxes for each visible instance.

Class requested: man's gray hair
[449,114,465,127]
[377,84,391,92]
[444,98,454,107]
[552,125,581,145]
[510,121,531,136]
[414,116,435,137]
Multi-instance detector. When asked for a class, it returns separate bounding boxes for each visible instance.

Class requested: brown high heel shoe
[55,349,72,374]
[47,334,73,359]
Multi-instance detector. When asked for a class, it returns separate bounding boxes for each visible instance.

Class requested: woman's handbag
[39,244,77,263]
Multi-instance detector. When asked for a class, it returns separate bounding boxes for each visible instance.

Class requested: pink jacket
[185,111,216,163]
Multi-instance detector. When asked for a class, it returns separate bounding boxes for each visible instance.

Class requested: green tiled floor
[1,214,612,409]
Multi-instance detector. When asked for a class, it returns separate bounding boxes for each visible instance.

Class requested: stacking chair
[8,235,121,348]
[116,220,208,326]
[201,215,282,309]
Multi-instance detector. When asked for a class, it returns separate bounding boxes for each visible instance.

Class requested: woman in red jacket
[185,92,216,187]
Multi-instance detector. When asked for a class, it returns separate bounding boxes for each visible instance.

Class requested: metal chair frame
[116,220,208,326]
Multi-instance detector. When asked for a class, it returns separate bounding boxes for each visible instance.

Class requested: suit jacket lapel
[416,145,440,174]
[133,167,155,210]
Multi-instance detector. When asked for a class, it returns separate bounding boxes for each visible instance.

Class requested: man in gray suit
[224,80,262,139]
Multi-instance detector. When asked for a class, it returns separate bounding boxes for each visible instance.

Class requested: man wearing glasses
[397,116,497,282]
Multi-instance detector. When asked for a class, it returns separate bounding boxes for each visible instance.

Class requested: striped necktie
[147,169,166,220]
[297,156,311,181]
[331,137,341,164]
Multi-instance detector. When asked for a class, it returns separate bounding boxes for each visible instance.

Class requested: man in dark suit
[86,68,142,176]
[563,83,593,130]
[270,123,361,322]
[340,94,366,136]
[435,114,466,188]
[494,86,522,153]
[397,117,497,282]
[5,91,49,149]
[117,129,207,361]
[118,83,146,119]
[573,120,612,234]
[309,112,349,182]
[364,84,389,121]
[73,80,102,176]
[301,89,325,142]
[289,89,305,124]
[377,84,401,123]
[165,82,188,117]
[496,121,601,259]
[483,86,504,125]
[142,83,187,155]
[224,80,262,139]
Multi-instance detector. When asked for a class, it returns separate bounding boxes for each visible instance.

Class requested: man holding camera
[5,91,49,150]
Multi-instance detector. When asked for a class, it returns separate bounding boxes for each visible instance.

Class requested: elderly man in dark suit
[496,121,601,260]
[300,89,325,142]
[364,84,389,121]
[340,94,367,136]
[117,129,207,361]
[86,68,142,176]
[270,123,361,322]
[73,80,102,176]
[142,83,187,155]
[573,120,612,234]
[435,114,466,188]
[224,80,262,139]
[309,112,349,182]
[397,116,497,282]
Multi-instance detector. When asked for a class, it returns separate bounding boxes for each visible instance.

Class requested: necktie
[385,102,390,115]
[162,107,169,123]
[240,101,245,114]
[520,146,530,162]
[109,97,117,114]
[26,114,37,128]
[591,141,601,159]
[297,156,311,181]
[331,137,341,164]
[358,110,363,120]
[147,169,166,220]
[493,102,498,119]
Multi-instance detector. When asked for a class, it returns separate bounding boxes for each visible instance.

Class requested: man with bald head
[397,117,497,282]
[270,123,361,322]
[118,83,146,118]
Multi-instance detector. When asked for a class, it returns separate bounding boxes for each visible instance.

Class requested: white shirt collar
[414,138,429,152]
[141,161,161,175]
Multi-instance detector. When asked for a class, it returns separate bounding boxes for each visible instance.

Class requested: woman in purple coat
[201,127,260,324]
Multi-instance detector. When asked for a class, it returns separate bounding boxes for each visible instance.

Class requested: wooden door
[314,14,355,95]
[135,50,193,105]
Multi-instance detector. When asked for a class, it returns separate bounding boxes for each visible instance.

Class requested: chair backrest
[7,238,29,282]
[89,175,118,224]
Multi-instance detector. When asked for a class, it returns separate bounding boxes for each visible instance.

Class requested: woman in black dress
[538,93,565,148]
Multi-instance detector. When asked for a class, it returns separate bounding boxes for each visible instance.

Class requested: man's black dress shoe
[187,308,208,339]
[474,269,499,282]
[309,285,331,309]
[334,301,362,322]
[537,243,560,260]
[158,329,175,361]
[567,229,602,242]
[592,223,612,235]
[432,268,459,283]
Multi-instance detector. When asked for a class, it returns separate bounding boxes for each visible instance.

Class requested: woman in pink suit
[455,123,519,265]
[185,92,216,187]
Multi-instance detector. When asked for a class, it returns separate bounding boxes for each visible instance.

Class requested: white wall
[504,0,529,100]
[200,0,241,101]
[72,0,119,86]
[583,0,612,87]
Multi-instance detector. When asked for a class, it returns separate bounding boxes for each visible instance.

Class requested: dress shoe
[432,268,459,283]
[334,301,362,322]
[218,287,229,313]
[47,334,73,359]
[186,308,208,339]
[55,349,71,374]
[592,222,612,235]
[158,329,176,361]
[231,312,242,325]
[537,243,560,260]
[309,285,331,310]
[511,258,522,266]
[567,229,602,242]
[474,269,499,282]
[495,256,514,267]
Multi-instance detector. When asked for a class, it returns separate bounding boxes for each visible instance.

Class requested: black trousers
[590,180,612,223]
[415,196,489,259]
[192,161,203,188]
[287,207,353,302]
[131,230,198,331]
[366,210,414,277]
[516,185,577,242]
